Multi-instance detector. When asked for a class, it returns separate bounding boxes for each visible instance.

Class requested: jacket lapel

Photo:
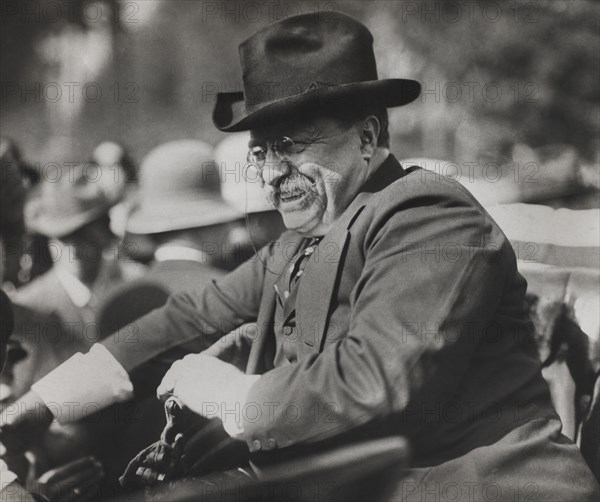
[297,192,373,351]
[246,234,304,374]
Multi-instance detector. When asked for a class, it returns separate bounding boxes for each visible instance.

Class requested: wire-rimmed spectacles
[246,136,308,180]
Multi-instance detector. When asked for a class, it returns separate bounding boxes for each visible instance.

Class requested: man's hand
[157,324,261,436]
[157,354,245,415]
[157,353,260,437]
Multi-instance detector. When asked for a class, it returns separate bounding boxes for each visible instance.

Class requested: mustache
[278,173,315,194]
[265,173,317,206]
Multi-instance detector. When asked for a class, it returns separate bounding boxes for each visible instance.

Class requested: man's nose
[261,149,290,187]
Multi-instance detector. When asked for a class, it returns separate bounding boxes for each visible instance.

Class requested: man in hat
[98,139,243,335]
[3,12,599,499]
[4,160,132,476]
[0,144,104,502]
[8,162,126,399]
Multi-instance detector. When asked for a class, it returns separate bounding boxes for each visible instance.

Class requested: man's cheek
[321,169,343,195]
[299,162,324,180]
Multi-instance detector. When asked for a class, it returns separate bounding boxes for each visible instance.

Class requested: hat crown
[127,140,242,234]
[138,140,219,204]
[212,12,421,132]
[239,12,378,109]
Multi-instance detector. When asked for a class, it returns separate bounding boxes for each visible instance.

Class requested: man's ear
[360,116,380,160]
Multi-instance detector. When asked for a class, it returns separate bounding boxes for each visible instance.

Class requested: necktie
[279,237,321,321]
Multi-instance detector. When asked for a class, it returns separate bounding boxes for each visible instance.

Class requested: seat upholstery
[486,203,599,367]
[489,203,599,481]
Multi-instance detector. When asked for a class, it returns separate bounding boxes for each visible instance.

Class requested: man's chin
[280,209,322,235]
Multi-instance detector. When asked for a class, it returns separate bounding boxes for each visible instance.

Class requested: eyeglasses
[246,137,305,174]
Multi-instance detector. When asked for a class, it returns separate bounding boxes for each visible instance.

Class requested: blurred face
[249,116,369,236]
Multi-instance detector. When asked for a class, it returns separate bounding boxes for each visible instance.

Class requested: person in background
[90,140,137,237]
[0,138,42,291]
[98,139,242,336]
[1,143,103,502]
[9,162,126,398]
[6,162,127,474]
[215,132,286,268]
[90,141,147,281]
[93,140,243,483]
[91,141,137,186]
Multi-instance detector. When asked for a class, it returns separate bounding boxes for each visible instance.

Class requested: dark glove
[0,391,54,451]
[119,436,185,489]
[28,456,104,502]
[119,398,185,489]
[120,397,249,488]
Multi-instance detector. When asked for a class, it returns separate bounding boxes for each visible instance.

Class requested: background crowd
[1,0,599,500]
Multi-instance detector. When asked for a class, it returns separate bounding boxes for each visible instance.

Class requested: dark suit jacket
[100,156,598,497]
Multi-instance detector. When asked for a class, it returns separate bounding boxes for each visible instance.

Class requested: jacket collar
[361,153,407,195]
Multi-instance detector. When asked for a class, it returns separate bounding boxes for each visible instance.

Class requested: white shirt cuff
[220,375,260,438]
[31,344,134,423]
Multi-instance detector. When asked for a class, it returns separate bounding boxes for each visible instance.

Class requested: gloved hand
[0,390,54,451]
[28,456,104,502]
[119,397,250,489]
[119,397,185,489]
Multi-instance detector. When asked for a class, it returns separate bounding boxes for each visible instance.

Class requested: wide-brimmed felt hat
[213,12,421,132]
[126,140,242,235]
[25,162,123,239]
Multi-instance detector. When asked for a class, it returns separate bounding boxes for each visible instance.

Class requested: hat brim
[126,196,243,235]
[26,204,112,239]
[213,79,421,132]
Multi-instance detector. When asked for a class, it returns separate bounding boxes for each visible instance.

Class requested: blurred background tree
[1,0,598,205]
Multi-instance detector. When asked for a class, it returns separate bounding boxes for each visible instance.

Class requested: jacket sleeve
[239,185,514,449]
[29,244,280,421]
[101,244,274,372]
